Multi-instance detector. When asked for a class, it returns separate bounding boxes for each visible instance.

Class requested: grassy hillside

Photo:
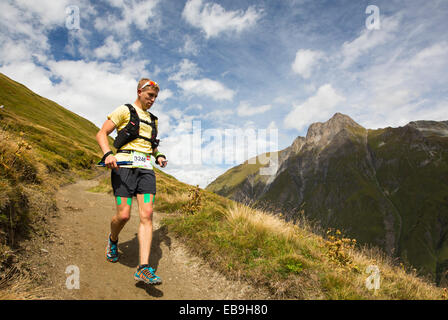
[0,73,111,297]
[206,155,268,197]
[206,151,282,200]
[0,72,108,243]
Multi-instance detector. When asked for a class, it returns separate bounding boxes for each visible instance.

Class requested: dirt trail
[31,174,270,300]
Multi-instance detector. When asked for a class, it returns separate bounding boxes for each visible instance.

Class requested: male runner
[96,78,167,285]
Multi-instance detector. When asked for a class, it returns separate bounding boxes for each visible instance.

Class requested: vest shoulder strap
[121,103,159,148]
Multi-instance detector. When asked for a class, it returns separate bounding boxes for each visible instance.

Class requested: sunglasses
[140,80,159,90]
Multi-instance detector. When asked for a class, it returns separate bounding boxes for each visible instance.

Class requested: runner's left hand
[158,157,168,168]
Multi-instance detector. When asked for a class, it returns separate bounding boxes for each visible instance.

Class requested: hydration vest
[113,104,159,150]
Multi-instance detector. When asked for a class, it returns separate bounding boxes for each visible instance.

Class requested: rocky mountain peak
[305,112,364,145]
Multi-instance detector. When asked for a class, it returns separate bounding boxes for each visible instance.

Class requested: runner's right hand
[105,155,118,169]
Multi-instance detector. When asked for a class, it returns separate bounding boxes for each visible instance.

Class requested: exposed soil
[24,174,271,300]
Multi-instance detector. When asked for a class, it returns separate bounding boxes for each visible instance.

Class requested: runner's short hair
[137,78,159,92]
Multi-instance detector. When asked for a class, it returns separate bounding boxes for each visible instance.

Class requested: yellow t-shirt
[107,104,158,169]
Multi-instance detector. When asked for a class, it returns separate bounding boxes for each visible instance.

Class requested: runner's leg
[110,197,132,241]
[136,193,154,265]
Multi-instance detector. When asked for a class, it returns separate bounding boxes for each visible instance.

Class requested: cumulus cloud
[168,59,200,82]
[94,0,160,37]
[182,0,263,38]
[0,1,50,61]
[14,0,73,25]
[179,78,235,101]
[169,59,235,101]
[94,36,122,59]
[291,49,324,79]
[237,101,271,117]
[157,89,173,102]
[284,84,346,132]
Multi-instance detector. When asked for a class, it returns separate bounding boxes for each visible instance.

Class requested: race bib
[131,151,152,169]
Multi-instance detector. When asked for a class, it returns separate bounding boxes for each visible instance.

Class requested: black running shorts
[111,167,156,198]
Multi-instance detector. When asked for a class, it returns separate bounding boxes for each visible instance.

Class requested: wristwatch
[101,151,114,163]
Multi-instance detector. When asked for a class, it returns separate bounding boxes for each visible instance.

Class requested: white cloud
[182,0,263,38]
[237,101,271,116]
[169,59,234,101]
[94,0,160,37]
[0,2,50,61]
[180,35,200,56]
[157,89,173,102]
[168,59,200,82]
[202,108,233,121]
[0,38,34,64]
[291,49,324,79]
[366,42,448,103]
[14,0,73,25]
[284,84,346,132]
[129,40,142,52]
[180,78,235,101]
[0,62,54,97]
[94,36,122,59]
[341,15,400,68]
[352,41,448,129]
[185,104,203,112]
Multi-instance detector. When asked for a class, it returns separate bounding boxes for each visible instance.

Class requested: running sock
[109,235,118,244]
[138,264,151,270]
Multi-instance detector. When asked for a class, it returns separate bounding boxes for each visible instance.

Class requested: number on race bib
[132,152,152,169]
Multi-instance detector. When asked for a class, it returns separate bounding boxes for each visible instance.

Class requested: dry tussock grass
[222,202,446,299]
[0,267,52,300]
[226,202,323,256]
[226,202,300,243]
[350,246,445,299]
[158,191,190,205]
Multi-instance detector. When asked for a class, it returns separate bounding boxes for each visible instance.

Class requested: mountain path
[29,174,271,300]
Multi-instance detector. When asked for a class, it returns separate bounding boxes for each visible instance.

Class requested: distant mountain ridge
[206,113,448,284]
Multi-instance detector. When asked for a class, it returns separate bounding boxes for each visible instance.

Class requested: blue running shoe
[106,234,119,263]
[134,265,162,285]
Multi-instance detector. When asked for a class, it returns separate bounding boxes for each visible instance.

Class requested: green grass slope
[0,72,109,266]
[206,154,269,197]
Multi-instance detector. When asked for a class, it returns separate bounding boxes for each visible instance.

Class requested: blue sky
[1,0,447,187]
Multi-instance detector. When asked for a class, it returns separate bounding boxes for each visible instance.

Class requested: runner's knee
[139,207,153,223]
[116,205,131,222]
[118,213,131,222]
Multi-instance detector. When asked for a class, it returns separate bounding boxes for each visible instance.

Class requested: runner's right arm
[96,119,118,169]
